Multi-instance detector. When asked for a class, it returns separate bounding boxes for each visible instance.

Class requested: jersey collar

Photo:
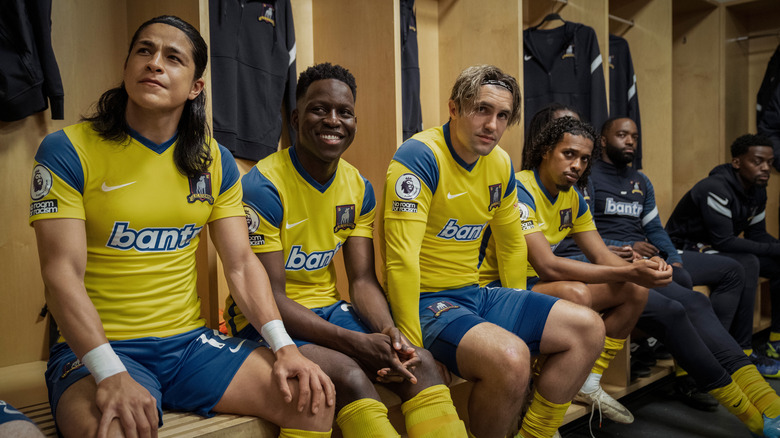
[127,127,177,154]
[533,168,558,204]
[288,146,337,193]
[443,122,478,172]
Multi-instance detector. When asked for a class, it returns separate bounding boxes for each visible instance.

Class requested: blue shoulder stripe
[575,189,589,217]
[218,144,240,195]
[34,130,84,194]
[361,176,376,215]
[516,180,537,212]
[392,139,439,193]
[504,161,517,198]
[241,167,283,227]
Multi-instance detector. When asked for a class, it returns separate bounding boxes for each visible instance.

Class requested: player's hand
[272,345,335,414]
[352,332,418,384]
[375,328,422,384]
[629,257,673,288]
[607,245,635,261]
[672,262,683,269]
[632,241,659,258]
[95,372,158,438]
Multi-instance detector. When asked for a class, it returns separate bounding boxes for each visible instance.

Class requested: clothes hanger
[530,12,565,31]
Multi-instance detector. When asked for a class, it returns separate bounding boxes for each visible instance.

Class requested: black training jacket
[0,0,64,121]
[665,163,780,256]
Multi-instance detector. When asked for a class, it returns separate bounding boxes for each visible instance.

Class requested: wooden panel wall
[0,0,129,367]
[416,0,442,130]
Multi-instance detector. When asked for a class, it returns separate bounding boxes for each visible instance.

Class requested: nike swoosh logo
[286,219,308,229]
[537,222,546,227]
[708,192,729,206]
[447,192,467,199]
[524,54,532,61]
[102,181,136,192]
[229,339,246,353]
[2,405,22,415]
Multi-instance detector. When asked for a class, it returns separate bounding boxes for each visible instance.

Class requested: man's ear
[600,135,607,148]
[448,100,458,119]
[290,108,299,130]
[731,156,741,169]
[189,78,205,100]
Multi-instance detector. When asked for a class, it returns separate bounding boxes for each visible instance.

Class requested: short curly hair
[296,62,357,102]
[449,65,522,127]
[523,116,598,189]
[522,103,581,168]
[730,133,772,158]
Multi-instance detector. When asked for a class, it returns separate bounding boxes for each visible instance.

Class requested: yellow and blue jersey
[480,168,596,283]
[382,123,526,346]
[224,147,376,335]
[29,122,244,340]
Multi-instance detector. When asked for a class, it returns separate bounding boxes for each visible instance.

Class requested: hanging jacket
[401,0,422,141]
[757,49,780,170]
[608,34,642,169]
[665,163,780,256]
[0,0,64,122]
[209,0,296,161]
[756,45,780,129]
[523,21,608,134]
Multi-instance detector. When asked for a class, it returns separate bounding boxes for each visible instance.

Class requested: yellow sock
[675,365,688,378]
[591,337,626,375]
[336,398,399,438]
[517,390,570,438]
[279,428,332,438]
[733,364,780,418]
[709,381,764,435]
[769,332,780,342]
[401,384,466,438]
[745,349,754,356]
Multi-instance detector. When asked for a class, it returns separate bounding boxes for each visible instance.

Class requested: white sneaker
[575,386,634,424]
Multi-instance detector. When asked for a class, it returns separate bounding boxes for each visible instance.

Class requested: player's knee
[626,283,649,307]
[680,289,712,314]
[569,306,606,352]
[328,360,375,400]
[411,348,445,383]
[561,282,592,307]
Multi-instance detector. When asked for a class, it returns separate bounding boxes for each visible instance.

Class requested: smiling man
[382,65,605,438]
[225,63,466,438]
[666,134,780,364]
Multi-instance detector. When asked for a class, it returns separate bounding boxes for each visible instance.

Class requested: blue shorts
[45,327,259,425]
[0,401,34,425]
[237,300,370,347]
[486,276,540,290]
[419,284,558,377]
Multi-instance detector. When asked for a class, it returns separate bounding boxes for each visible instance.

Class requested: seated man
[382,64,605,438]
[225,63,466,438]
[480,116,666,424]
[666,134,780,361]
[530,119,780,436]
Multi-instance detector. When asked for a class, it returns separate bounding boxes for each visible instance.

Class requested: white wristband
[81,343,127,384]
[260,320,295,352]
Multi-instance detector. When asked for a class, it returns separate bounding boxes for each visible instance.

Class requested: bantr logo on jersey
[107,222,203,252]
[558,208,573,231]
[604,197,643,217]
[187,172,214,204]
[334,204,356,232]
[286,242,342,271]
[488,183,502,211]
[437,219,486,241]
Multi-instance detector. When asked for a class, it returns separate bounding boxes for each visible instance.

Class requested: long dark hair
[82,15,212,177]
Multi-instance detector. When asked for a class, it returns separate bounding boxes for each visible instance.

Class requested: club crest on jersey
[334,204,356,232]
[609,54,615,69]
[562,43,575,59]
[259,3,276,26]
[488,183,502,211]
[630,180,643,195]
[61,358,84,379]
[30,164,53,200]
[426,300,460,318]
[559,208,573,231]
[187,173,214,204]
[396,173,422,200]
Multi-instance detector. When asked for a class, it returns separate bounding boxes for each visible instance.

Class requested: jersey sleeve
[639,174,682,264]
[207,145,246,222]
[241,166,284,252]
[351,176,376,239]
[383,156,435,347]
[571,189,597,234]
[489,165,526,289]
[516,181,540,235]
[29,130,86,224]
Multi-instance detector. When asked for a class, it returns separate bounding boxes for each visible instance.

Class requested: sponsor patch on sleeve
[249,234,266,246]
[521,220,535,231]
[30,199,58,216]
[392,200,418,213]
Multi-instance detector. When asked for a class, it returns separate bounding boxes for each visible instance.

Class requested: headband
[482,79,513,93]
